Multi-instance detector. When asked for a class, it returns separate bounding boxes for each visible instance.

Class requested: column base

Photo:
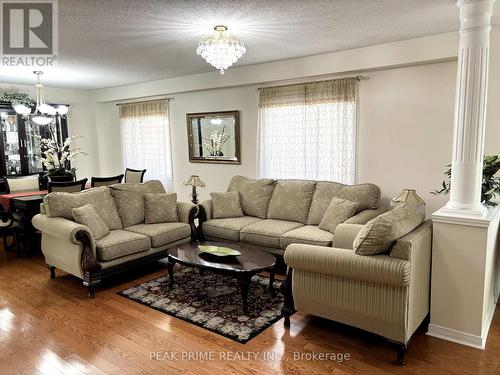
[433,203,495,227]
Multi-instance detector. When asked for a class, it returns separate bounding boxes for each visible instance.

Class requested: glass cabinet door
[0,113,22,175]
[24,120,44,174]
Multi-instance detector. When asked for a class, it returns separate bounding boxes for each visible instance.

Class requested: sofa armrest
[176,202,198,241]
[198,199,212,222]
[284,244,410,287]
[32,214,99,274]
[332,223,364,249]
[390,220,433,261]
[344,207,388,225]
[176,202,198,224]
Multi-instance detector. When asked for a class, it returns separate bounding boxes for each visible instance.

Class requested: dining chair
[5,174,41,193]
[0,204,23,256]
[90,174,124,188]
[48,178,88,193]
[124,168,146,183]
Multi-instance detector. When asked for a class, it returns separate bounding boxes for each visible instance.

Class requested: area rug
[118,268,284,343]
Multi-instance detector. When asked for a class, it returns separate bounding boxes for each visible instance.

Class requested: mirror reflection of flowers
[41,133,86,177]
[204,125,230,156]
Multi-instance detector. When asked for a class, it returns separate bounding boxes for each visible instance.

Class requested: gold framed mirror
[186,110,241,164]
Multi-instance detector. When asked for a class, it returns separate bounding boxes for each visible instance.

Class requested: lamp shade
[184,175,206,187]
[391,189,425,206]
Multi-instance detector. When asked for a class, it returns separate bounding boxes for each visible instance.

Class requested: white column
[445,0,495,215]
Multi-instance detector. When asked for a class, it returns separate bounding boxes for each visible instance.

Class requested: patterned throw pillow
[267,180,316,224]
[227,176,275,219]
[211,191,244,219]
[43,186,123,230]
[144,193,178,224]
[318,198,359,234]
[353,203,425,256]
[72,204,110,240]
[110,180,166,227]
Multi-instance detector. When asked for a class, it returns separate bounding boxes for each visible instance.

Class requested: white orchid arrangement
[203,125,230,157]
[41,135,85,176]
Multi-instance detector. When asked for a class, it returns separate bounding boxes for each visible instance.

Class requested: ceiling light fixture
[196,25,246,74]
[14,71,69,126]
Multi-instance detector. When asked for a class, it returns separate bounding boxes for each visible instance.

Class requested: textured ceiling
[1,0,499,90]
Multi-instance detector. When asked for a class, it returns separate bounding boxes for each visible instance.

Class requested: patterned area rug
[118,267,284,343]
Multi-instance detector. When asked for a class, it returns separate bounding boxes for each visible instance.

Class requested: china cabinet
[0,101,68,178]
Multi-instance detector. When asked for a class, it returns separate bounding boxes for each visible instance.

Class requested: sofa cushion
[240,219,303,248]
[267,180,316,224]
[110,180,165,227]
[96,230,150,261]
[280,225,333,249]
[125,222,191,247]
[202,216,263,241]
[354,203,425,256]
[72,204,109,240]
[43,186,123,230]
[144,193,178,224]
[307,182,381,225]
[227,175,275,219]
[211,191,244,219]
[318,198,359,233]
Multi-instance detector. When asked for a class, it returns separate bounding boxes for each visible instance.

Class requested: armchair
[282,220,432,365]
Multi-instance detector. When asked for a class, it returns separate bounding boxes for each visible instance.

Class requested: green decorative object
[432,155,500,206]
[198,245,241,257]
[0,91,35,107]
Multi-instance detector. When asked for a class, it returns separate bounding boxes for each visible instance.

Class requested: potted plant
[41,135,85,182]
[432,155,500,206]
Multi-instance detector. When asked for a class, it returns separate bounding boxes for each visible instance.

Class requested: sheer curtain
[119,99,173,190]
[257,78,357,184]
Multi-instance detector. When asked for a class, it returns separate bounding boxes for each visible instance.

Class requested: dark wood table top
[169,241,276,273]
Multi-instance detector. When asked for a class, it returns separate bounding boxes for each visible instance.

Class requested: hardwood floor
[0,251,499,375]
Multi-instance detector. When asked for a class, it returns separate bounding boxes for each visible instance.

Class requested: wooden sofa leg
[49,266,56,279]
[395,343,407,366]
[281,267,295,327]
[88,285,95,299]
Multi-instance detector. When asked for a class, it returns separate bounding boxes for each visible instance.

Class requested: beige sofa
[283,219,432,365]
[199,175,386,258]
[32,181,197,297]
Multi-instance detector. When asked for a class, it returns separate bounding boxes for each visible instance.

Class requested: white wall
[0,82,98,179]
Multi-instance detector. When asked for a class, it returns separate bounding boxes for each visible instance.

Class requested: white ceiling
[1,0,499,90]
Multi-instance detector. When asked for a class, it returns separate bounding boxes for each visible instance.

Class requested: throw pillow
[227,175,275,219]
[211,191,244,219]
[110,180,166,227]
[353,203,425,256]
[318,198,359,234]
[267,180,316,224]
[144,193,178,224]
[72,204,110,240]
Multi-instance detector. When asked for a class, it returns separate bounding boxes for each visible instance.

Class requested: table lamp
[184,175,206,204]
[391,188,426,214]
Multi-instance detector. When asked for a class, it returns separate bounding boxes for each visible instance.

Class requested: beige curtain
[118,99,173,189]
[257,78,358,183]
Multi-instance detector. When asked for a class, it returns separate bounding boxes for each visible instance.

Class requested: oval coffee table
[167,241,277,314]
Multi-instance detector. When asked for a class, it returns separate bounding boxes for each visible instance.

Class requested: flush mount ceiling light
[14,71,69,126]
[196,25,246,74]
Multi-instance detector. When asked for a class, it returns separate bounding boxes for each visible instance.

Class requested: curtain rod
[116,97,173,106]
[257,75,368,90]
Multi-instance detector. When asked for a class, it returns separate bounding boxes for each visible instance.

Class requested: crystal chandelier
[13,71,69,126]
[196,25,246,74]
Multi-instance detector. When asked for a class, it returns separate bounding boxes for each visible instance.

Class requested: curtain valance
[118,99,168,119]
[258,77,357,108]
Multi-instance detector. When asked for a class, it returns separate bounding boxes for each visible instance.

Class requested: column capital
[457,0,496,31]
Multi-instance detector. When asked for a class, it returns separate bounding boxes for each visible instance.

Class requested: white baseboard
[427,324,485,349]
[482,302,497,342]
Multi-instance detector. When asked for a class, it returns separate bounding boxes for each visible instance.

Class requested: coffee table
[167,241,277,314]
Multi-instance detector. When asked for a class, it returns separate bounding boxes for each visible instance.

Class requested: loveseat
[32,181,198,297]
[198,175,386,258]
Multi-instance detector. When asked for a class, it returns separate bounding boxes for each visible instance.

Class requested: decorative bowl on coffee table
[198,245,241,257]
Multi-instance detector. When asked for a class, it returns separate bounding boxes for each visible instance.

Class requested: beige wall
[95,61,460,214]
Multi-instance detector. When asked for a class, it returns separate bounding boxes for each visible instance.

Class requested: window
[257,78,357,183]
[119,99,173,189]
